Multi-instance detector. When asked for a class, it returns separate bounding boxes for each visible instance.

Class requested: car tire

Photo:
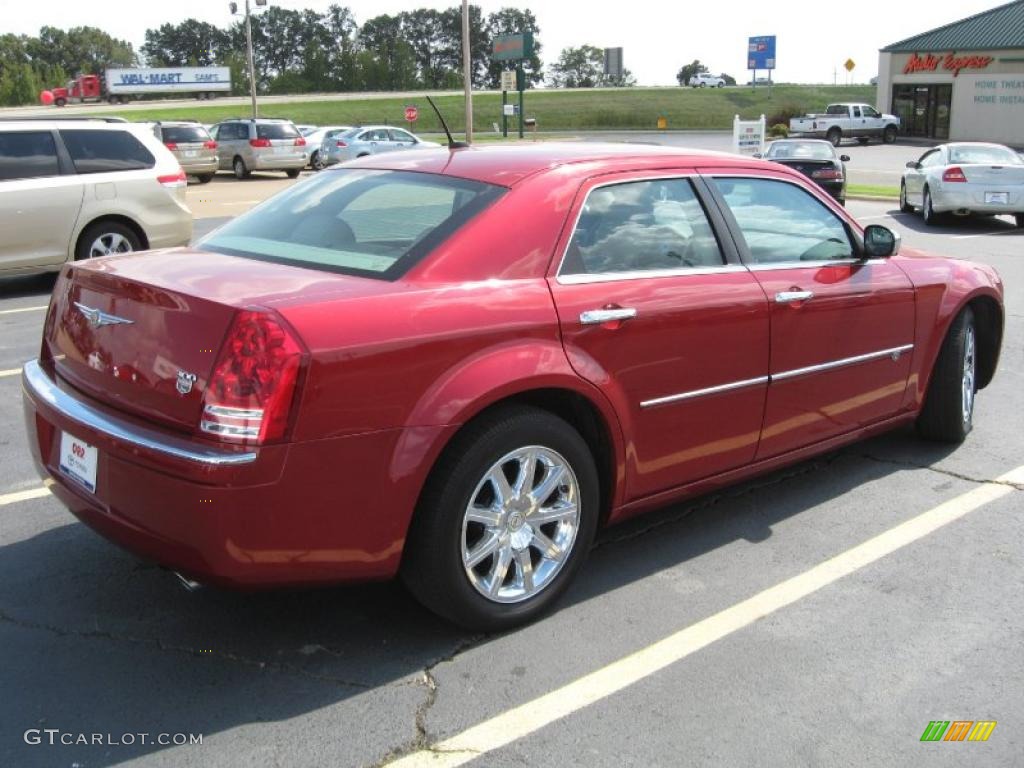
[1015,213,1024,228]
[196,174,214,184]
[717,82,724,88]
[75,221,141,261]
[310,151,324,171]
[401,405,599,631]
[922,187,939,225]
[700,82,707,88]
[286,168,301,179]
[826,127,842,147]
[233,157,250,180]
[917,306,977,443]
[899,181,914,213]
[883,125,897,144]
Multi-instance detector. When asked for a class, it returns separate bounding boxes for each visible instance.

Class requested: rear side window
[256,123,299,140]
[60,130,155,174]
[199,169,505,279]
[560,178,724,276]
[160,125,210,144]
[0,131,60,181]
[712,177,854,264]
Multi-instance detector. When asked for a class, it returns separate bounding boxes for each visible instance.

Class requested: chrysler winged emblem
[74,302,134,329]
[176,371,197,395]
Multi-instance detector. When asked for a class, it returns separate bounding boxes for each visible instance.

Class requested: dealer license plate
[985,192,1009,205]
[59,431,98,493]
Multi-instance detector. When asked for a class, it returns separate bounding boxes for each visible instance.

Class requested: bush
[769,123,789,138]
[766,101,805,129]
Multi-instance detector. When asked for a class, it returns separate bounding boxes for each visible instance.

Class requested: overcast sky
[0,0,1003,85]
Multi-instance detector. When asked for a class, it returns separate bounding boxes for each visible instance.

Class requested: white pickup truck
[789,103,900,146]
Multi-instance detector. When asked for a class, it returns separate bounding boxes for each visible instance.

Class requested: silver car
[300,125,352,170]
[320,125,440,167]
[901,142,1024,227]
[150,121,218,183]
[210,118,307,180]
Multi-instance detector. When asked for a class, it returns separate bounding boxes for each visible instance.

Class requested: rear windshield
[767,142,834,160]
[161,125,210,144]
[198,169,505,280]
[256,123,300,140]
[949,145,1022,165]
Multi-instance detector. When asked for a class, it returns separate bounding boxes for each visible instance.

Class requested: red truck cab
[46,74,102,107]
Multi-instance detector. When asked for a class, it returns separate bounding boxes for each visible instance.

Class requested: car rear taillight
[164,142,178,150]
[200,310,305,444]
[812,168,844,180]
[249,137,271,148]
[943,166,967,182]
[157,169,188,188]
[294,137,306,146]
[335,140,347,147]
[204,140,218,149]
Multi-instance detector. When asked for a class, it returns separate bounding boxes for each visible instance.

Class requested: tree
[548,45,604,88]
[485,8,542,88]
[142,20,228,66]
[27,26,135,76]
[676,60,708,86]
[0,62,41,106]
[720,73,737,86]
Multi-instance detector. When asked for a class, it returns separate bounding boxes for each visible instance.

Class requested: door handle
[775,290,814,304]
[580,307,637,325]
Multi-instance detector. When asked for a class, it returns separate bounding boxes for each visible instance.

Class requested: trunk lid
[45,248,397,433]
[961,164,1024,187]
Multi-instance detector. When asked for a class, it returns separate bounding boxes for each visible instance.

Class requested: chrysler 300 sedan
[23,144,1004,630]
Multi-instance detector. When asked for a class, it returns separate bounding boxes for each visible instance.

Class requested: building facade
[877,1,1024,145]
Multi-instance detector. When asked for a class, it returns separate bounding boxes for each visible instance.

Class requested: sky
[0,0,1007,85]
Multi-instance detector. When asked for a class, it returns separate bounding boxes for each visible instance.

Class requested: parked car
[23,144,1004,631]
[758,139,849,204]
[209,118,306,179]
[149,120,218,184]
[300,125,352,170]
[0,117,191,277]
[901,142,1024,227]
[789,103,900,146]
[688,72,726,88]
[320,125,440,167]
[296,124,317,136]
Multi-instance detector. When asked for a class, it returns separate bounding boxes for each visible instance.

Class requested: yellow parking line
[0,305,47,315]
[0,486,51,507]
[385,465,1024,768]
[0,367,22,378]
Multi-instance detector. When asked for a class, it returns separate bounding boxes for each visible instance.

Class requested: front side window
[863,106,880,118]
[59,129,155,174]
[0,131,60,181]
[560,178,724,276]
[199,169,505,279]
[712,178,854,264]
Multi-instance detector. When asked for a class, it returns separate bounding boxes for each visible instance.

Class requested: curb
[847,194,898,203]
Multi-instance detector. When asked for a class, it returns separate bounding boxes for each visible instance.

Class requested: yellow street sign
[844,58,856,72]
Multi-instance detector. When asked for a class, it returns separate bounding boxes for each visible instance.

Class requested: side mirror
[863,224,900,258]
[905,161,921,170]
[840,154,850,162]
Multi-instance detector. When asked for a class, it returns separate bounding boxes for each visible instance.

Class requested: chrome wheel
[961,324,976,425]
[88,232,132,257]
[461,446,580,604]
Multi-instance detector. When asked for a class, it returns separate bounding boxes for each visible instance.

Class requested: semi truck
[41,67,232,106]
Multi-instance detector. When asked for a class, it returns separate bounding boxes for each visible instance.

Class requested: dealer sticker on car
[59,431,98,493]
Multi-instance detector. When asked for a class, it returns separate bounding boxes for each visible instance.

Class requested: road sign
[747,36,776,70]
[492,32,534,62]
[404,105,418,122]
[500,70,516,92]
[844,58,856,72]
[503,103,516,117]
[733,114,766,157]
[603,47,623,78]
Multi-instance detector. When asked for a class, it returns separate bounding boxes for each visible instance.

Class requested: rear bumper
[22,359,430,588]
[930,186,1024,214]
[251,153,306,171]
[179,158,218,175]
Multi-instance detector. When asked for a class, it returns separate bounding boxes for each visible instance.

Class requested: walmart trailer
[104,67,232,102]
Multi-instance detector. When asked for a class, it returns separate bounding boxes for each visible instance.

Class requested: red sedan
[23,144,1004,630]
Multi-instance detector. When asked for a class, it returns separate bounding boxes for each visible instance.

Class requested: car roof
[340,142,749,186]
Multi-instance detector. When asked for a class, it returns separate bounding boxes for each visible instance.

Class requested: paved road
[1,196,1021,767]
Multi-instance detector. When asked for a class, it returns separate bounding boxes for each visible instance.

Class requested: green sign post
[493,33,533,139]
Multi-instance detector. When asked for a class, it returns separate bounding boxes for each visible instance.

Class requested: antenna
[426,95,468,149]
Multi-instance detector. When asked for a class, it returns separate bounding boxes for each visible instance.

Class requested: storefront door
[892,84,952,139]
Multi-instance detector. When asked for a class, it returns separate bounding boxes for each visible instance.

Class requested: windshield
[256,123,300,140]
[199,169,505,280]
[949,145,1022,165]
[161,125,210,144]
[767,142,834,160]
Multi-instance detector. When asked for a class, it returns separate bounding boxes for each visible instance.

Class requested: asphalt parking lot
[1,151,1021,767]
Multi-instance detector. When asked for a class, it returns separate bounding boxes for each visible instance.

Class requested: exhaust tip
[174,572,204,592]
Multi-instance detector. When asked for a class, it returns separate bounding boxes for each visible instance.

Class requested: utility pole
[230,0,263,118]
[462,0,473,144]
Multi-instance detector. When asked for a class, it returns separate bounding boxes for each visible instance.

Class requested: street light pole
[462,0,472,144]
[245,0,257,118]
